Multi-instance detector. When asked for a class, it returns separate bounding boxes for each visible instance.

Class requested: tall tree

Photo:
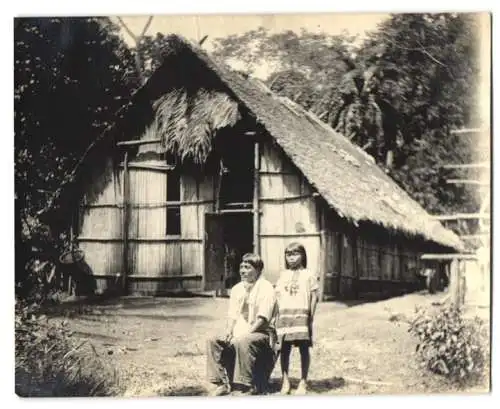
[364,13,483,225]
[14,17,137,290]
[15,17,137,220]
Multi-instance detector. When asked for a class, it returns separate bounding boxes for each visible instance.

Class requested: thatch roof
[42,34,462,251]
[169,36,461,251]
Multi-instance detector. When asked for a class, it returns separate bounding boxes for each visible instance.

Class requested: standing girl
[275,242,319,395]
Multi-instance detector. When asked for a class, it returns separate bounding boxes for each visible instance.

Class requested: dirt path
[52,291,489,396]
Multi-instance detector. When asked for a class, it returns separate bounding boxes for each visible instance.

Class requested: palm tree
[332,56,403,169]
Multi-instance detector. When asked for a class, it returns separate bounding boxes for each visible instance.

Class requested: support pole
[253,141,260,254]
[122,151,130,294]
[318,211,327,301]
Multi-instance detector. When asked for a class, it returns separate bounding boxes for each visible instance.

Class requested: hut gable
[44,34,461,252]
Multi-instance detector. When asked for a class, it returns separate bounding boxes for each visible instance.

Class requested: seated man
[206,253,277,396]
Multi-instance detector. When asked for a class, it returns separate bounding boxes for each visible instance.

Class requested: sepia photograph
[13,9,492,398]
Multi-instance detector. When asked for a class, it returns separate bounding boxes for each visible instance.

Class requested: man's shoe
[231,384,257,396]
[209,383,231,396]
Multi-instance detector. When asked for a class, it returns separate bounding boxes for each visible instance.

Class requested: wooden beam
[259,171,297,176]
[421,253,477,261]
[119,163,175,171]
[260,194,315,203]
[442,162,490,169]
[77,236,202,243]
[92,274,202,281]
[219,209,259,214]
[80,200,213,209]
[431,213,490,221]
[446,179,490,186]
[117,139,161,147]
[259,232,322,238]
[253,141,261,254]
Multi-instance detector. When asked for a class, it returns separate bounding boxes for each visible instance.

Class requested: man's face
[239,261,260,284]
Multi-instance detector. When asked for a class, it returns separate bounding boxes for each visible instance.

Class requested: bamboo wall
[78,158,124,289]
[259,141,321,285]
[76,142,215,295]
[321,208,424,299]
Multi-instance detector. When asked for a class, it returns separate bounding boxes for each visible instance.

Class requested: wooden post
[253,141,260,254]
[353,234,360,299]
[215,161,223,213]
[122,151,129,294]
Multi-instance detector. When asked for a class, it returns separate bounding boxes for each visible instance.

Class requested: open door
[204,213,225,291]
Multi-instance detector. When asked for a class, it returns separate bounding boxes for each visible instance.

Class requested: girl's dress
[275,268,319,346]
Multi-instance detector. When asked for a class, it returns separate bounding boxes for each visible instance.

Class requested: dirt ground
[49,290,490,397]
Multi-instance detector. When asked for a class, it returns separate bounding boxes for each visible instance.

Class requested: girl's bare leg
[296,344,310,394]
[279,342,292,394]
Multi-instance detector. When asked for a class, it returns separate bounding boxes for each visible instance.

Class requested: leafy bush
[15,300,121,397]
[408,304,489,386]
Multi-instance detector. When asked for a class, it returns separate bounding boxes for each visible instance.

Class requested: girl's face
[286,250,303,269]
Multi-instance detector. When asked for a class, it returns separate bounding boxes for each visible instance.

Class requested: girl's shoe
[294,380,308,395]
[280,379,291,395]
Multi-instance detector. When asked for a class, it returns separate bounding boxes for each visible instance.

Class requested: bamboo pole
[77,237,202,243]
[318,210,327,301]
[353,235,360,299]
[219,209,258,214]
[259,194,316,203]
[421,253,477,261]
[259,232,321,238]
[253,141,261,254]
[122,151,129,294]
[80,199,213,209]
[119,163,175,171]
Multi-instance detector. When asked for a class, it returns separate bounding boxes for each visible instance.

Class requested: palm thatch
[152,88,240,164]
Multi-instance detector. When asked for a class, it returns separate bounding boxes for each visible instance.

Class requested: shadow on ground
[162,377,346,397]
[162,385,207,396]
[267,377,346,394]
[41,293,218,318]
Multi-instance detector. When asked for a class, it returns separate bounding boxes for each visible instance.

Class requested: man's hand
[224,318,236,343]
[224,330,233,344]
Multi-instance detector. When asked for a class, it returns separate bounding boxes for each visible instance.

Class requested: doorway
[204,212,254,292]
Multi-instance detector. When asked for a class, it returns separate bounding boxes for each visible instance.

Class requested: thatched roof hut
[42,34,462,298]
[45,34,460,250]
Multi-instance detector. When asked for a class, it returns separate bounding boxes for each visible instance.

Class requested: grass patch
[15,300,123,397]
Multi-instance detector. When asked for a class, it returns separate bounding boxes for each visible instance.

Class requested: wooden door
[204,213,225,291]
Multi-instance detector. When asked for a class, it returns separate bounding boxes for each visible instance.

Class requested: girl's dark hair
[241,253,264,272]
[284,242,307,268]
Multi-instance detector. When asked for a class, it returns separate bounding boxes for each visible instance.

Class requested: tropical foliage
[211,13,484,224]
[15,17,138,295]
